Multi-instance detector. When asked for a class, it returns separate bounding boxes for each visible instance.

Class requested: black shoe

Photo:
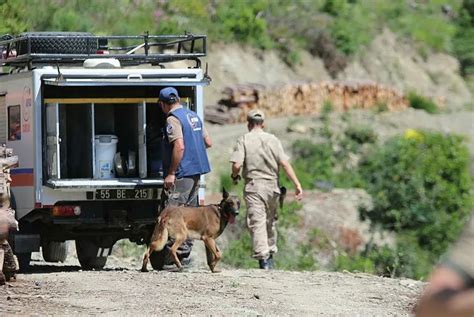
[267,255,275,269]
[259,258,271,270]
[259,255,275,270]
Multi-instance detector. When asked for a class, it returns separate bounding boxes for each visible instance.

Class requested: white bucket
[94,135,118,179]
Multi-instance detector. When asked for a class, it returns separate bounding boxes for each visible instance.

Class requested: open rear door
[45,103,60,179]
[138,101,147,178]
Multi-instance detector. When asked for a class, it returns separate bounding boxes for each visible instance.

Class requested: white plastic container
[94,135,118,179]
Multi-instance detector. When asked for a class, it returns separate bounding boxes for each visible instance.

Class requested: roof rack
[0,32,206,69]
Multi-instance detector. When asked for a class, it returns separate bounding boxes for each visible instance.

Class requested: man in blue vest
[157,87,212,268]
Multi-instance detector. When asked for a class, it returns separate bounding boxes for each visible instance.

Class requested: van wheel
[42,241,68,263]
[75,239,107,270]
[149,249,167,270]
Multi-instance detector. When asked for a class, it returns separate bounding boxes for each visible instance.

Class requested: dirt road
[1,256,423,316]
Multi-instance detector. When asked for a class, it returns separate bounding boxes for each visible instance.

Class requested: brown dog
[141,189,240,273]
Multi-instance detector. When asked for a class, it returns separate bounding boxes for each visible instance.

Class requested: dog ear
[222,187,229,199]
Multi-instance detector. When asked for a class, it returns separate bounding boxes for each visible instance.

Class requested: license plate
[95,188,159,200]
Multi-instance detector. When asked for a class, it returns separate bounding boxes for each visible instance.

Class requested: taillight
[52,206,81,217]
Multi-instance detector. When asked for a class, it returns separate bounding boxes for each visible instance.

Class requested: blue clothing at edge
[162,107,211,178]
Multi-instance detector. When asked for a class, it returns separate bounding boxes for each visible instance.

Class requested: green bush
[222,230,259,269]
[345,125,378,145]
[329,5,375,55]
[214,0,273,48]
[407,92,439,113]
[322,0,348,16]
[335,233,433,279]
[280,122,377,191]
[290,140,335,188]
[453,0,474,76]
[360,131,472,257]
[0,0,28,34]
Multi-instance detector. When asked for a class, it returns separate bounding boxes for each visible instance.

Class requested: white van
[0,32,209,270]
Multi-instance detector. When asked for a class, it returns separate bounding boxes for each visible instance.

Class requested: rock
[399,279,419,289]
[287,123,311,134]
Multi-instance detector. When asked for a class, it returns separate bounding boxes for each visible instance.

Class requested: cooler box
[94,135,118,179]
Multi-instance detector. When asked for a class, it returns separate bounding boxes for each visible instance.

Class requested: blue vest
[162,107,211,178]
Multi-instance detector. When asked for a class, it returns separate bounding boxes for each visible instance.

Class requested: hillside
[203,28,471,109]
[1,2,473,315]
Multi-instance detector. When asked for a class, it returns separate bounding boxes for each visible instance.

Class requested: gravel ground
[1,256,423,316]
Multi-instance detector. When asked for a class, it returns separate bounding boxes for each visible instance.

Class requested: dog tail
[149,216,169,252]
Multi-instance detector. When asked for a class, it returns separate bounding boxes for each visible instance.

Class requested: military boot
[258,255,274,270]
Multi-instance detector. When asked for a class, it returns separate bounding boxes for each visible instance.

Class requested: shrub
[407,91,439,113]
[453,1,474,76]
[0,1,27,34]
[322,0,348,17]
[321,100,334,117]
[222,230,259,269]
[328,1,376,55]
[214,0,273,48]
[345,125,378,144]
[335,233,433,279]
[360,131,472,257]
[285,140,335,189]
[279,123,376,191]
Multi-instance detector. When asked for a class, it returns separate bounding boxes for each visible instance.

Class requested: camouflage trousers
[244,179,280,260]
[0,240,18,284]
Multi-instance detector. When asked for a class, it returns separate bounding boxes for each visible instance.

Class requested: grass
[407,91,439,113]
[2,0,464,61]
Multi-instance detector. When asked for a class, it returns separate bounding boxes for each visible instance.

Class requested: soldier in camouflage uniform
[230,109,303,269]
[0,145,19,285]
[0,216,18,284]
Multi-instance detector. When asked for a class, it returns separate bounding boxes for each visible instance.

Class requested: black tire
[42,241,68,263]
[16,32,98,55]
[75,239,107,270]
[149,249,167,271]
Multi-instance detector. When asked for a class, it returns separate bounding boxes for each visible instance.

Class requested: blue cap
[159,87,180,103]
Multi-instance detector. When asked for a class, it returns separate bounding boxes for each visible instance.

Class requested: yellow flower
[404,129,424,141]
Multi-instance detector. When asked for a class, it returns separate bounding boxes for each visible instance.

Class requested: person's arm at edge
[416,265,474,317]
[204,135,212,148]
[229,136,244,183]
[203,125,212,148]
[280,159,303,200]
